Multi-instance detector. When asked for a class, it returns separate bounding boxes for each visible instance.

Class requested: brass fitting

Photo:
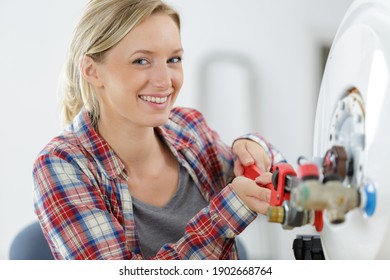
[267,201,312,229]
[267,206,284,224]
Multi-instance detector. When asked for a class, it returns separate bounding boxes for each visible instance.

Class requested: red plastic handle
[243,163,296,206]
[243,164,263,180]
[243,164,276,203]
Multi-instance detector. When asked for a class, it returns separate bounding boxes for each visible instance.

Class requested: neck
[97,116,161,173]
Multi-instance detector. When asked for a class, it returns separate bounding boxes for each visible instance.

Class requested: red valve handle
[314,210,324,232]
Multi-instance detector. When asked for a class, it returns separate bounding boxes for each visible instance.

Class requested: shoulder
[36,130,81,159]
[167,107,215,140]
[163,107,221,153]
[169,107,206,128]
[33,130,87,174]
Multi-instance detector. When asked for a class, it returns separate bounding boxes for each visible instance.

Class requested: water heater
[313,0,390,259]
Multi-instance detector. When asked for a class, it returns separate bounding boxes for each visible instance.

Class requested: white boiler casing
[314,0,390,259]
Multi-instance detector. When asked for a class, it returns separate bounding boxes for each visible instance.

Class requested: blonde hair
[60,0,180,127]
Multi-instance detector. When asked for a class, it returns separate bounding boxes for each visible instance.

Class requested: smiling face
[92,14,183,130]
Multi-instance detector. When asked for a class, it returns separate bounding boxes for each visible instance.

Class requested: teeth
[140,95,168,104]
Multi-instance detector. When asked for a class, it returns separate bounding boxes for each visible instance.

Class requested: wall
[0,0,354,259]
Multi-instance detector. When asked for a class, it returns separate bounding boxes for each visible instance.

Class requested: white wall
[0,0,354,260]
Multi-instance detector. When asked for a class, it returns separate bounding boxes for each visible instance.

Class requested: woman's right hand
[230,172,272,215]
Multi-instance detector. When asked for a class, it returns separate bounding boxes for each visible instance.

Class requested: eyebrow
[131,48,184,56]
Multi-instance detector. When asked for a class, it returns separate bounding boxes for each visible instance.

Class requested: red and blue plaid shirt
[33,107,285,259]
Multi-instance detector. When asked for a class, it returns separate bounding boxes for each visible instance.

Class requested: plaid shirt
[33,107,285,260]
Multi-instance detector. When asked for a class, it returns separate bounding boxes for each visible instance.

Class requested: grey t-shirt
[132,165,208,259]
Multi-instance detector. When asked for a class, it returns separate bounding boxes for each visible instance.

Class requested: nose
[150,63,172,90]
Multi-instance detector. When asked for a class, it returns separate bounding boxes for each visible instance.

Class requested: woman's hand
[232,139,271,176]
[230,172,272,215]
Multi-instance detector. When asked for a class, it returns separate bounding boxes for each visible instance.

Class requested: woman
[33,0,285,260]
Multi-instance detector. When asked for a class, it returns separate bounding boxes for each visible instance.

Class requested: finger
[256,156,271,173]
[231,176,271,214]
[246,197,270,215]
[232,175,257,188]
[234,141,255,166]
[246,143,265,169]
[247,143,271,172]
[254,186,271,203]
[240,180,271,203]
[255,172,273,186]
[234,158,244,176]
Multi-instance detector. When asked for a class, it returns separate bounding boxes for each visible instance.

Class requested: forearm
[152,184,257,260]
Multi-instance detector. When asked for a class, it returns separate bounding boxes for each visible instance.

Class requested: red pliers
[243,163,296,206]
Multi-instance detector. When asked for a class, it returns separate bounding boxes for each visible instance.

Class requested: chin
[147,114,171,127]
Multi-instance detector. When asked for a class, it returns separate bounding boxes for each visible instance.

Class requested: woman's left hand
[232,139,271,176]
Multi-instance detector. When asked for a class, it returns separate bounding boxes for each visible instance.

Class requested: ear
[80,55,104,88]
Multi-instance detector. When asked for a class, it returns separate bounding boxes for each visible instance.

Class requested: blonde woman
[33,0,285,260]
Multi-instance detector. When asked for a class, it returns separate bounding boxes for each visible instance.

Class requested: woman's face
[95,14,183,129]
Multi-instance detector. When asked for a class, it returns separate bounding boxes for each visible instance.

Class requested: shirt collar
[69,108,195,180]
[69,108,125,180]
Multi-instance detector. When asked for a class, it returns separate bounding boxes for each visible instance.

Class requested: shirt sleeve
[33,149,135,260]
[33,144,255,260]
[153,184,257,259]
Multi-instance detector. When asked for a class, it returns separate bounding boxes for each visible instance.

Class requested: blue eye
[132,58,149,65]
[168,56,182,64]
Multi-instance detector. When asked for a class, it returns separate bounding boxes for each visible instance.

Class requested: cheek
[105,70,142,98]
[98,80,136,111]
[173,68,184,91]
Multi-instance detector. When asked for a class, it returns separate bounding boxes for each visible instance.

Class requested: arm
[165,108,287,258]
[186,117,276,216]
[33,143,254,260]
[33,149,136,260]
[33,109,281,260]
[153,184,257,259]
